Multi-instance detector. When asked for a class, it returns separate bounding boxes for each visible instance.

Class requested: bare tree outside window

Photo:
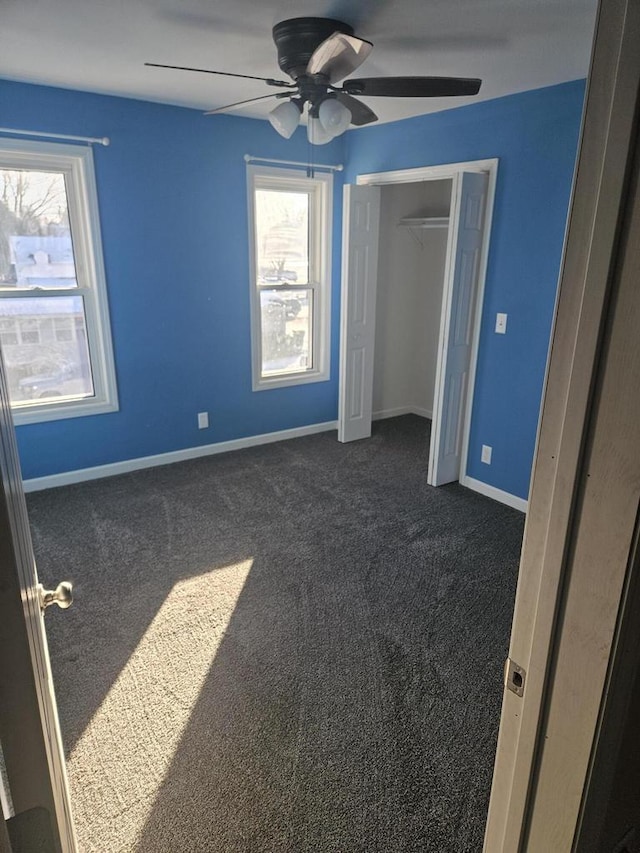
[0,168,92,405]
[0,170,74,286]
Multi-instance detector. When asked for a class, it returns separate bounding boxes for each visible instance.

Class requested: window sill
[12,397,119,426]
[253,369,330,392]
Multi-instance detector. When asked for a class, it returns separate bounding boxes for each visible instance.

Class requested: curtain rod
[244,154,343,172]
[0,127,110,146]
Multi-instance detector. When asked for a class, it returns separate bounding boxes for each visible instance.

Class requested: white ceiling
[0,0,598,126]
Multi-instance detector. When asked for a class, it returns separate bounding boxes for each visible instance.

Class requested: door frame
[350,158,499,491]
[484,0,640,848]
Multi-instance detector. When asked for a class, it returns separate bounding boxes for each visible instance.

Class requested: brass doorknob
[39,581,73,611]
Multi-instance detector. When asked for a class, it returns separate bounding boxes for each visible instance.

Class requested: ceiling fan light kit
[306,115,333,145]
[317,97,352,137]
[147,16,482,147]
[268,99,302,138]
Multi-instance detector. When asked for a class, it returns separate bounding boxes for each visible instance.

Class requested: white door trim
[354,158,499,487]
[356,159,499,186]
[484,0,640,848]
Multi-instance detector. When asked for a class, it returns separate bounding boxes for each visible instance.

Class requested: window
[0,319,18,347]
[54,318,75,342]
[247,165,332,390]
[20,319,41,344]
[0,139,117,424]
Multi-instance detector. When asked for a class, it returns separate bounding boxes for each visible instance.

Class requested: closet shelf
[398,216,449,229]
[397,216,449,249]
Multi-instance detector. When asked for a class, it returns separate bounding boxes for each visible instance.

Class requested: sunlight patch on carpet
[67,559,253,853]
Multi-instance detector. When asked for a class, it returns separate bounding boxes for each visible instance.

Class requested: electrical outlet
[481,444,492,464]
[495,312,508,334]
[197,412,209,429]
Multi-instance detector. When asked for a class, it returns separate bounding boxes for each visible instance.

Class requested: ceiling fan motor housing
[272,17,354,81]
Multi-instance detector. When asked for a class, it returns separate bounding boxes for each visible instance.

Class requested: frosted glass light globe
[307,116,333,145]
[268,101,301,139]
[318,98,352,138]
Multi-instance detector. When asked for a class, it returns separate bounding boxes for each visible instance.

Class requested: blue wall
[0,80,345,480]
[344,80,585,499]
[1,78,584,499]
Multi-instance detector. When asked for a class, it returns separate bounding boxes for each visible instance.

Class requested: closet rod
[0,127,110,146]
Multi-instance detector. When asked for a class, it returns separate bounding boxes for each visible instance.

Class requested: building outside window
[0,139,117,424]
[247,165,332,390]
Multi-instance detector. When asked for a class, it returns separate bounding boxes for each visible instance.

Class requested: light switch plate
[496,312,508,334]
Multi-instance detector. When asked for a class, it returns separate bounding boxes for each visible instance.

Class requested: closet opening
[339,160,498,488]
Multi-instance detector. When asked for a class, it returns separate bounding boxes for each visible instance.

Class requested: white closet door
[338,183,381,443]
[428,171,488,486]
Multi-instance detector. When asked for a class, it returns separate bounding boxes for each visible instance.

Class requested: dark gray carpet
[27,416,523,853]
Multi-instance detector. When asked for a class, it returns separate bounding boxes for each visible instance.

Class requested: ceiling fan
[146,17,482,145]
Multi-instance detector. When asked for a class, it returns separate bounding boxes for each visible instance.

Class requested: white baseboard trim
[372,406,433,421]
[460,475,528,513]
[23,420,339,493]
[411,406,433,420]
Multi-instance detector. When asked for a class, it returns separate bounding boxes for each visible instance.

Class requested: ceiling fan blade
[144,63,294,89]
[342,76,482,98]
[204,93,292,116]
[306,32,373,84]
[336,93,378,127]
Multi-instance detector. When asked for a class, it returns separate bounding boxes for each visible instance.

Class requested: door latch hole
[505,658,526,697]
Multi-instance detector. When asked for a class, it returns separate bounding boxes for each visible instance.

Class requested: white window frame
[247,165,332,391]
[0,138,118,425]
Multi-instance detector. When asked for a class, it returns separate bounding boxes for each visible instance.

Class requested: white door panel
[0,351,76,851]
[338,184,381,442]
[429,171,488,486]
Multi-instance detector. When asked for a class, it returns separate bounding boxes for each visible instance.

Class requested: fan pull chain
[307,133,315,179]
